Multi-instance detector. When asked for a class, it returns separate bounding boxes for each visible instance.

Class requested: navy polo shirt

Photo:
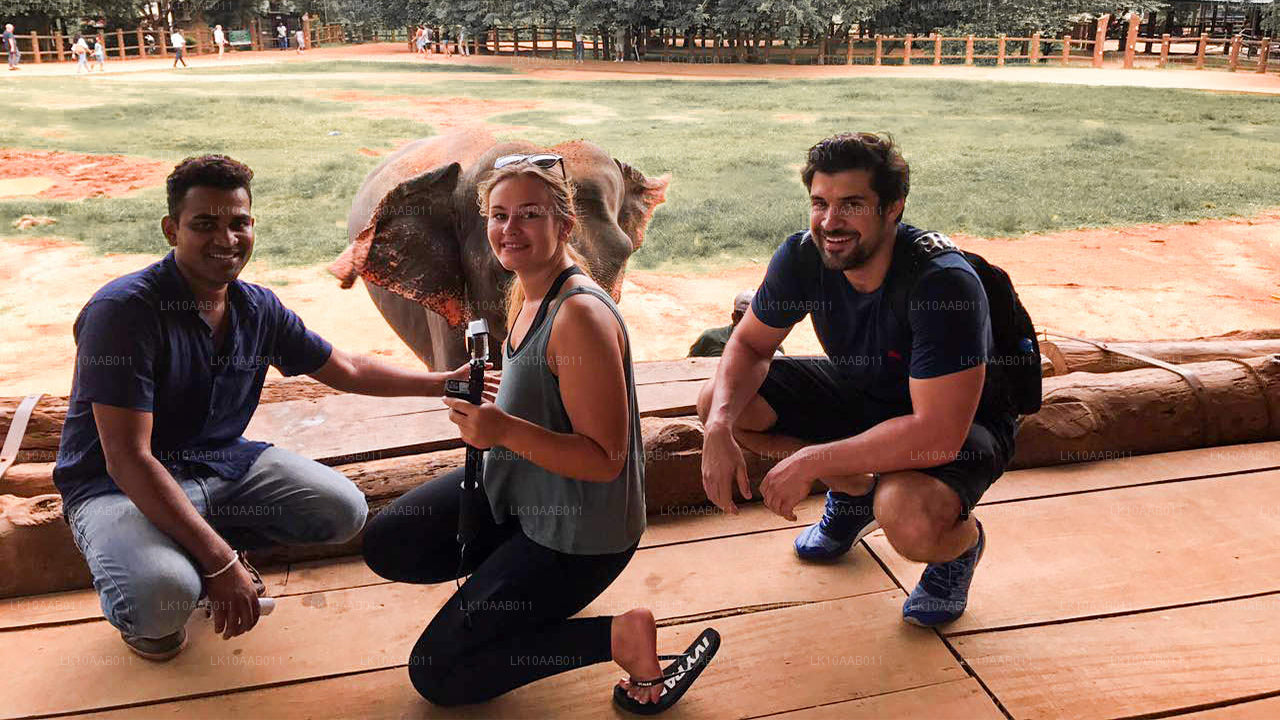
[752,223,995,417]
[53,251,333,510]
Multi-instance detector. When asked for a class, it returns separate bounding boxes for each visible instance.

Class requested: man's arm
[703,310,788,434]
[94,403,262,637]
[308,346,455,397]
[701,309,791,512]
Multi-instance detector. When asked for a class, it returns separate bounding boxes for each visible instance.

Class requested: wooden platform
[4,441,1280,718]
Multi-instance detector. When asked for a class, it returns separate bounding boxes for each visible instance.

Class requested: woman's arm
[511,293,629,481]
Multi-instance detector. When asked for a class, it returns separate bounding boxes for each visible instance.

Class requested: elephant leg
[364,280,468,370]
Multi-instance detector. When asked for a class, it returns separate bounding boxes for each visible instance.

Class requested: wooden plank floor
[5,443,1280,719]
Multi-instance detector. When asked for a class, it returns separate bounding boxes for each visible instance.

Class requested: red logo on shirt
[887,349,903,361]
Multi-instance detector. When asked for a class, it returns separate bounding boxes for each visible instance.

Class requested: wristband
[202,551,240,579]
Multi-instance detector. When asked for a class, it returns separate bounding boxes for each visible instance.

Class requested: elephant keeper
[52,154,485,662]
[697,132,1017,628]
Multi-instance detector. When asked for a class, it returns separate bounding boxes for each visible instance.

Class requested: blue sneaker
[794,490,879,561]
[903,519,985,627]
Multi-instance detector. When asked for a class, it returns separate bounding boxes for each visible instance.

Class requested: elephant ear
[328,163,468,327]
[613,159,670,251]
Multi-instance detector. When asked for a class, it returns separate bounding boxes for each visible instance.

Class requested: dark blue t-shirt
[53,251,333,509]
[752,223,993,416]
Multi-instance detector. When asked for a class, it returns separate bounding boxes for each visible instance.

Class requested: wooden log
[1014,355,1280,469]
[0,494,92,598]
[1123,12,1140,68]
[1040,338,1280,377]
[1093,14,1110,67]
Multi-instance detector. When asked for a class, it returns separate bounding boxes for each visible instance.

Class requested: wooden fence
[7,20,345,65]
[466,24,1276,74]
[8,18,1273,75]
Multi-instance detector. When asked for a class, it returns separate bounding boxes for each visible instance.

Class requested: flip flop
[612,627,720,715]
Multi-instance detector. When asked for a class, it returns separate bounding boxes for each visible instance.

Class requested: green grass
[2,60,1278,271]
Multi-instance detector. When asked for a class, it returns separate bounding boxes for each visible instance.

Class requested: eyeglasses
[493,153,567,181]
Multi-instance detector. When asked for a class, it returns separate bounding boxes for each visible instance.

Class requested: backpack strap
[886,231,963,333]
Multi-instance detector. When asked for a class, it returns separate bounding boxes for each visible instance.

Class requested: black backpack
[886,230,1042,416]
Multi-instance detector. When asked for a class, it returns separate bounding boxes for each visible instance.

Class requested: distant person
[213,24,226,59]
[688,290,784,358]
[458,26,468,56]
[414,25,425,55]
[613,26,625,61]
[3,23,18,71]
[92,36,105,72]
[53,154,474,661]
[573,32,585,62]
[276,22,287,50]
[170,29,187,67]
[424,25,435,55]
[294,28,305,53]
[72,35,89,73]
[144,33,156,55]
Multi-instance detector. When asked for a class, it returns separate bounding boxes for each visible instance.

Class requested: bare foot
[611,608,663,705]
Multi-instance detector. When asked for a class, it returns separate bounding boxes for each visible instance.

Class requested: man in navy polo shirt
[55,155,477,660]
[697,133,1017,627]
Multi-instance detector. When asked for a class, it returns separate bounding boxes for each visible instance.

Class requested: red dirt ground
[0,149,170,200]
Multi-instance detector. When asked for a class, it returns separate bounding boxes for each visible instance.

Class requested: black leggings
[362,468,637,706]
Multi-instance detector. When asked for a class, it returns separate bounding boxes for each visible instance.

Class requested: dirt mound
[0,149,170,201]
[322,91,536,131]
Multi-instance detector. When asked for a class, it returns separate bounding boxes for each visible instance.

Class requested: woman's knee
[361,505,455,584]
[409,655,473,707]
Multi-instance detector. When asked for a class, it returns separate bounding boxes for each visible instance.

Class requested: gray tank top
[482,284,646,555]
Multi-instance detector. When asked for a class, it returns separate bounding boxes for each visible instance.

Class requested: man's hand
[443,397,510,448]
[759,448,819,521]
[701,423,752,514]
[203,557,261,640]
[442,362,499,401]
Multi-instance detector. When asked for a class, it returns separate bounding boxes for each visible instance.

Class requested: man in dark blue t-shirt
[55,155,478,661]
[698,133,1017,628]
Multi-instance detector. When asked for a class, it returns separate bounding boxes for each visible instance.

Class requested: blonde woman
[362,154,718,714]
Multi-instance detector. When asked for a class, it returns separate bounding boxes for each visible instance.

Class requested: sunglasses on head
[493,153,567,181]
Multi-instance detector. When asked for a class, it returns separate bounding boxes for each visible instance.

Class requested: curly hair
[801,132,909,223]
[165,154,254,219]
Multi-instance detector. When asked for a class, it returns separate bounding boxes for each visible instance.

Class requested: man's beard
[814,230,882,271]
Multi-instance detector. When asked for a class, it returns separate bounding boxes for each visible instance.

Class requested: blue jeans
[65,447,367,639]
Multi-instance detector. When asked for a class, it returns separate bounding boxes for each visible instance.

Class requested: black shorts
[756,356,1017,517]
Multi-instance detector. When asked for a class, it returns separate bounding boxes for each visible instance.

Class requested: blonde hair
[477,162,594,333]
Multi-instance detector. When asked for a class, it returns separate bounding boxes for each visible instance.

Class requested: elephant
[328,128,670,370]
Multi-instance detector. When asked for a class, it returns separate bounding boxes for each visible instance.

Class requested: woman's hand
[443,397,511,449]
